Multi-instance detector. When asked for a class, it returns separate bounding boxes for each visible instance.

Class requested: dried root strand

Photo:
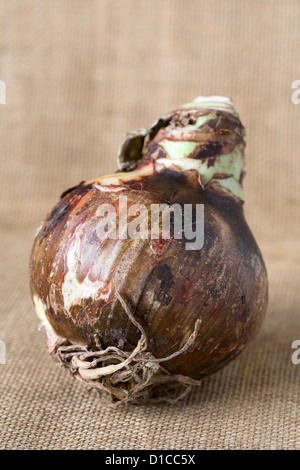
[52,293,202,407]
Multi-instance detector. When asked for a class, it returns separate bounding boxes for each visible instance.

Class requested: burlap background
[0,0,299,450]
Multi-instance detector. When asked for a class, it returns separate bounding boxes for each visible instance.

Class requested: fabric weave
[0,0,299,450]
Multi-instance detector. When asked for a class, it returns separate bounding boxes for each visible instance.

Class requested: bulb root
[52,293,202,407]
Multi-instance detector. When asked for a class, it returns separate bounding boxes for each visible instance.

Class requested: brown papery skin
[30,103,268,388]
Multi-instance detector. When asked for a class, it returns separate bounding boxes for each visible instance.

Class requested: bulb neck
[118,97,246,200]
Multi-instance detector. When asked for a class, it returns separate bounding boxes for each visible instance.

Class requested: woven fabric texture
[0,0,299,450]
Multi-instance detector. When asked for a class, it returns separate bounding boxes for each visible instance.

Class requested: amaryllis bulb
[30,96,268,406]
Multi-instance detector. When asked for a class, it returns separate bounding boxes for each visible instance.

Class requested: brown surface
[0,0,299,450]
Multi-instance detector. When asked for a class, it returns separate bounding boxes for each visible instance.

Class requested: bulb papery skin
[30,97,268,405]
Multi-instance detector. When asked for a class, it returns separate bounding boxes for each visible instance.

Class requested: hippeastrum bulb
[30,96,268,406]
